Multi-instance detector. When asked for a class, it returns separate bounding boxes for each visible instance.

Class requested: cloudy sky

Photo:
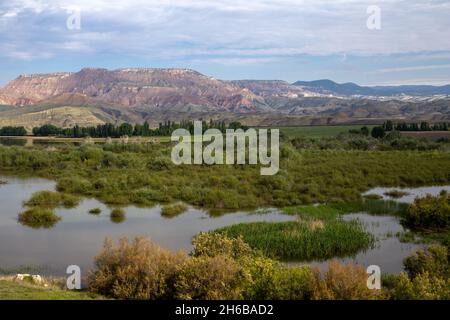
[0,0,450,85]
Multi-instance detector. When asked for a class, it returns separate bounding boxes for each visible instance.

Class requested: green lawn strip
[0,280,101,300]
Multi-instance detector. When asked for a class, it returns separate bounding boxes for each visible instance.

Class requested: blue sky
[0,0,450,86]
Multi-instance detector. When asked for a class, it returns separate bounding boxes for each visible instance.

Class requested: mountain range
[0,68,449,129]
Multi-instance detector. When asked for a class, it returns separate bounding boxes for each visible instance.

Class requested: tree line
[0,126,27,136]
[382,120,449,132]
[0,120,249,138]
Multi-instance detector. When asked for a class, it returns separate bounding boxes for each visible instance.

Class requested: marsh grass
[24,191,81,209]
[0,143,449,210]
[89,208,102,215]
[215,220,374,261]
[161,203,188,218]
[384,190,409,198]
[18,208,61,229]
[110,208,125,224]
[284,200,408,219]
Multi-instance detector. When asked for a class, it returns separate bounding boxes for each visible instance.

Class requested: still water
[0,175,294,275]
[300,214,424,274]
[364,186,450,203]
[0,175,447,276]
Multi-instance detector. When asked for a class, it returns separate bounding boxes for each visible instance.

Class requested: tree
[360,126,369,136]
[383,120,393,131]
[371,126,385,139]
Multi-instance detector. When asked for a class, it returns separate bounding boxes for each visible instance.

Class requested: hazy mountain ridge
[293,79,450,97]
[0,68,449,129]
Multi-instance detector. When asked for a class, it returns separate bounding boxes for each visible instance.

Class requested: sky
[0,0,450,86]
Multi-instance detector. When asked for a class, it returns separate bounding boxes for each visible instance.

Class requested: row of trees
[0,126,27,136]
[382,121,449,132]
[31,120,249,138]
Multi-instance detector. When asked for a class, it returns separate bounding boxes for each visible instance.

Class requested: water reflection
[364,186,450,203]
[293,213,424,274]
[0,175,295,275]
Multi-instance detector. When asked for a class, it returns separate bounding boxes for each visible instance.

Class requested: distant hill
[293,79,450,96]
[0,68,449,128]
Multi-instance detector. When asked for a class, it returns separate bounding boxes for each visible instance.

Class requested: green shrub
[24,191,80,209]
[89,208,102,215]
[160,203,188,218]
[57,176,91,194]
[388,272,450,300]
[191,233,254,259]
[18,208,61,229]
[110,208,125,224]
[403,245,449,279]
[388,245,450,300]
[403,193,450,231]
[384,190,409,198]
[173,255,247,300]
[267,267,314,300]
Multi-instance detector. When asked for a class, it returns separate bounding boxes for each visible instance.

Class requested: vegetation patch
[161,203,188,218]
[24,191,81,209]
[88,208,102,215]
[384,190,409,198]
[403,192,450,232]
[214,220,374,261]
[88,234,382,300]
[0,139,449,210]
[284,200,408,218]
[110,208,125,224]
[0,280,101,300]
[18,208,61,229]
[385,245,450,300]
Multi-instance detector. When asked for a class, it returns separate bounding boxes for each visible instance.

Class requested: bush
[388,245,450,300]
[310,261,380,300]
[89,208,102,215]
[173,255,246,300]
[110,208,126,224]
[57,176,91,194]
[403,245,449,279]
[371,126,386,139]
[24,191,80,209]
[388,272,450,300]
[191,233,254,260]
[88,237,186,299]
[403,193,450,231]
[160,203,188,218]
[18,208,61,229]
[268,267,314,300]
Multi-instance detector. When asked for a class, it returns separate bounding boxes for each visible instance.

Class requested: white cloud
[0,0,449,61]
[372,64,450,74]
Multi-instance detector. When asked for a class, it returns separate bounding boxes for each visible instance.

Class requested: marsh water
[0,175,295,275]
[0,174,448,276]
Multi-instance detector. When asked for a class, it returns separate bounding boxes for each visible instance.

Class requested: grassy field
[0,280,100,300]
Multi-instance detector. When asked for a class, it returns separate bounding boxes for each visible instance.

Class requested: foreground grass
[214,219,374,261]
[0,280,100,300]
